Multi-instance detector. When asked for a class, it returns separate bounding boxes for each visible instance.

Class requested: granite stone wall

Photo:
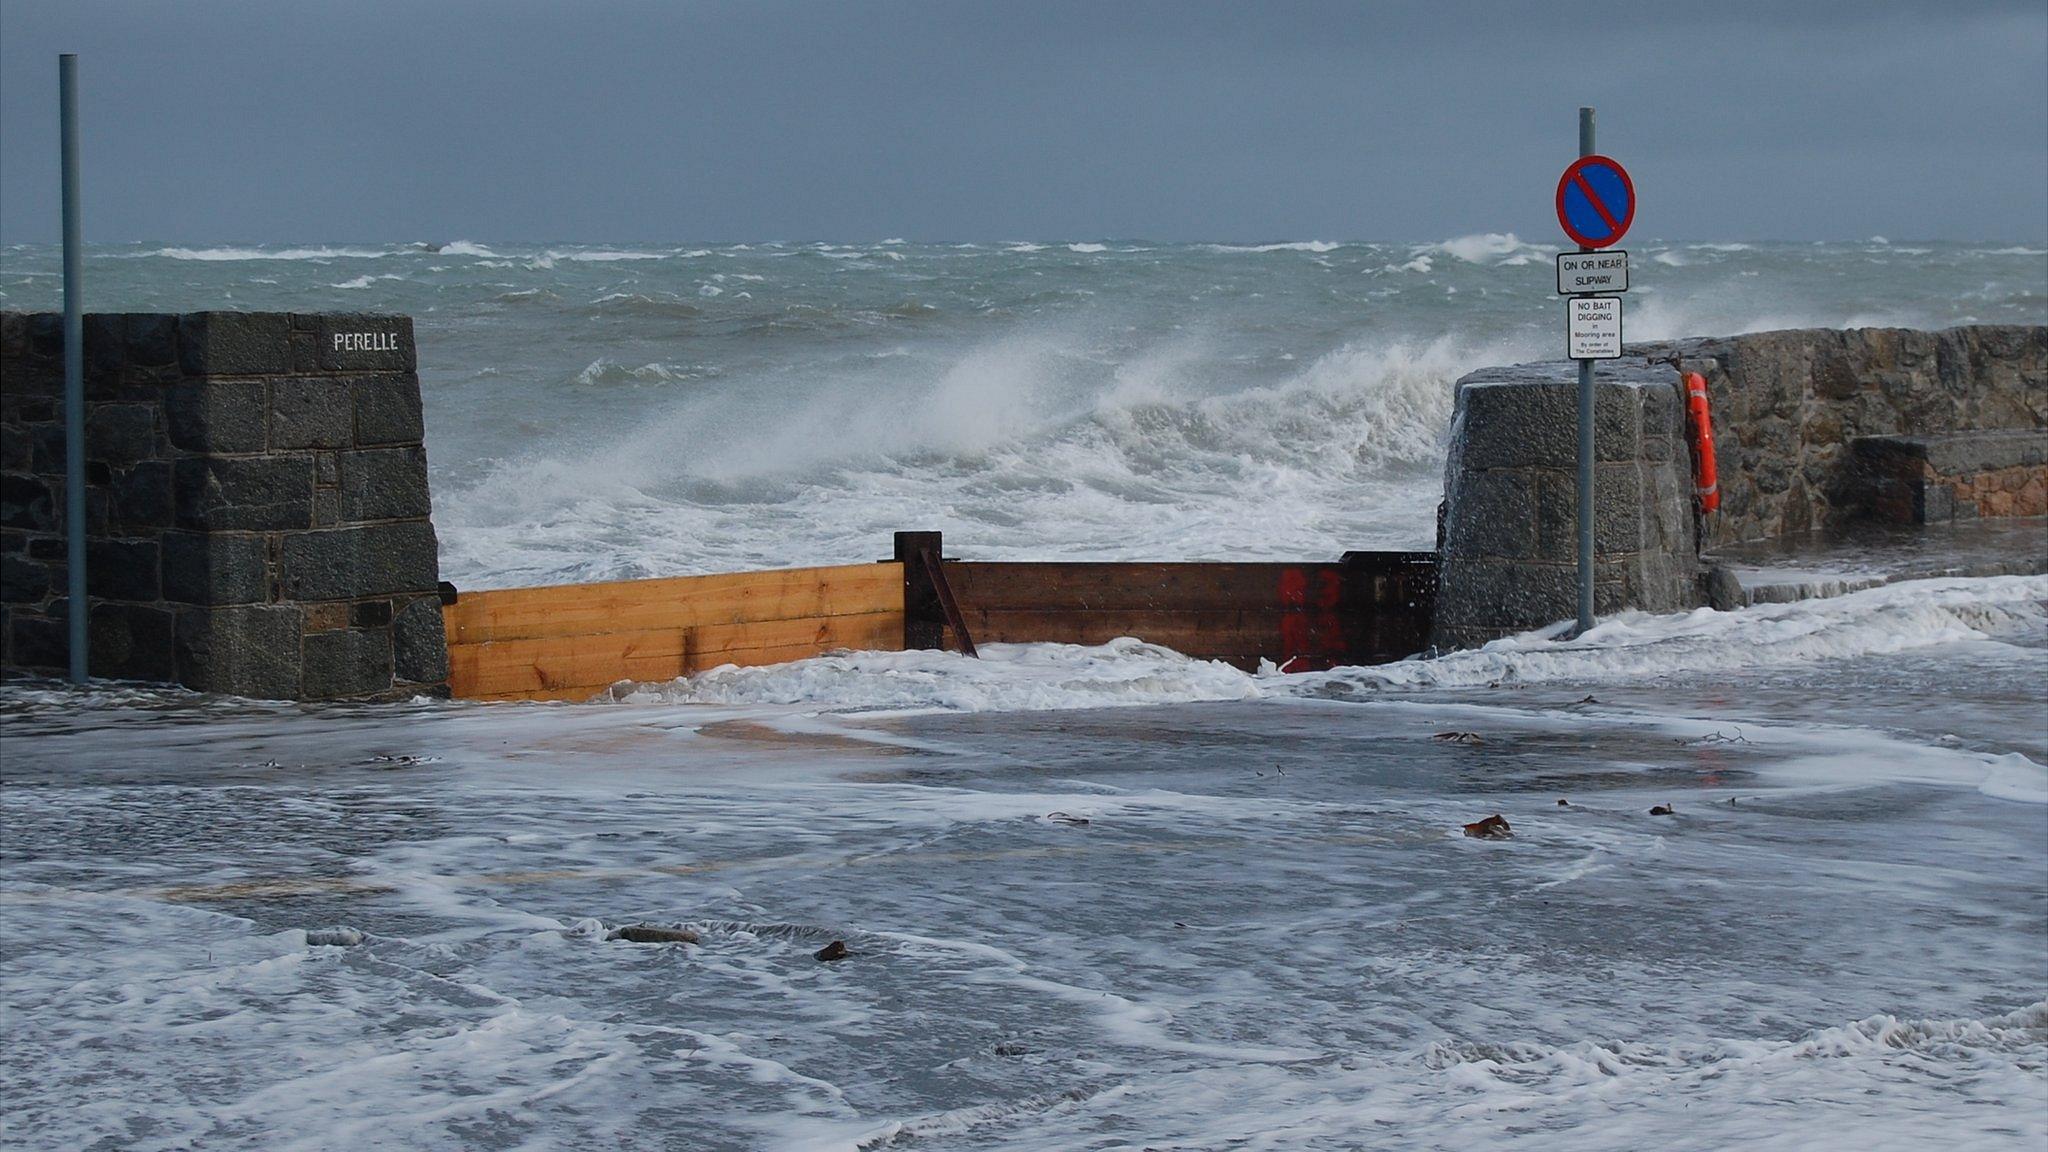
[1852,430,2047,524]
[0,311,449,699]
[1430,360,1697,651]
[1430,324,2045,651]
[1638,325,2047,547]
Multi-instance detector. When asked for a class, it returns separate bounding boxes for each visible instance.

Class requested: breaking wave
[434,328,1512,585]
[1419,232,1545,264]
[1204,240,1344,253]
[143,245,395,261]
[572,358,699,386]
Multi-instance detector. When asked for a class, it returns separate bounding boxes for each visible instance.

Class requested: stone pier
[1430,324,2046,651]
[0,311,449,699]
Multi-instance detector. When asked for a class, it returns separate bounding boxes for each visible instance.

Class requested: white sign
[1568,296,1623,359]
[1556,250,1629,295]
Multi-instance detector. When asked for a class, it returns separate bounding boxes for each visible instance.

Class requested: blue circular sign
[1555,155,1635,249]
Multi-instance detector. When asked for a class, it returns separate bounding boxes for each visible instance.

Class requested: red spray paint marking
[1278,568,1346,671]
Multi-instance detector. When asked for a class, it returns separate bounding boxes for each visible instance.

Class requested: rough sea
[4,236,2045,584]
[3,237,2045,1150]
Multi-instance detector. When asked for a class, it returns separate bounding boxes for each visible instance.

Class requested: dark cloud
[2,0,2042,242]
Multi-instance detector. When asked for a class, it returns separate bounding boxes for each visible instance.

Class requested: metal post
[1574,106,1596,635]
[60,54,87,683]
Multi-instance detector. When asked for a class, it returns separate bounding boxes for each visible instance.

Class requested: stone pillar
[1430,359,1699,650]
[1,311,449,699]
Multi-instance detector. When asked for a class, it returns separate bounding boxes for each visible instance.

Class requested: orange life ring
[1682,372,1719,513]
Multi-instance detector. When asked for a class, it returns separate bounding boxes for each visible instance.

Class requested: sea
[2,237,2045,1150]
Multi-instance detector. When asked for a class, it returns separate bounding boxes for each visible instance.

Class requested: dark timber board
[911,552,1437,668]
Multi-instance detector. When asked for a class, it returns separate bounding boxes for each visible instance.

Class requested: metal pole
[61,54,86,683]
[1574,106,1596,635]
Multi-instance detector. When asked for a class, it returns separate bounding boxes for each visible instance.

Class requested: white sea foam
[1978,753,2048,803]
[615,637,1263,712]
[573,358,691,385]
[440,240,501,257]
[1421,232,1539,264]
[1205,240,1343,253]
[1315,575,2048,692]
[542,248,669,262]
[145,245,392,261]
[1066,242,1108,253]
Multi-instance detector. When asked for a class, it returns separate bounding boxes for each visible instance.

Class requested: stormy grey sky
[2,1,2044,244]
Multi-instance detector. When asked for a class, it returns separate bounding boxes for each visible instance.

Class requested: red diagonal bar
[1571,171,1623,237]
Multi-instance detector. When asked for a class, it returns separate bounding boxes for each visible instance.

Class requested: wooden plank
[448,610,904,700]
[895,531,945,650]
[453,610,905,696]
[444,562,904,645]
[943,562,1347,612]
[449,631,685,699]
[943,556,1437,666]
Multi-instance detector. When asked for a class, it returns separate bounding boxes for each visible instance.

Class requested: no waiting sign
[1555,155,1634,249]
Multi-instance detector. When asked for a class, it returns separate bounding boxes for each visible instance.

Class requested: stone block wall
[1,311,449,699]
[1851,430,2047,523]
[1429,325,2044,650]
[1638,326,2046,547]
[1431,360,1697,650]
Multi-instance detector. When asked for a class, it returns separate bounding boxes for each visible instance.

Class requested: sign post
[1554,108,1633,636]
[60,55,86,684]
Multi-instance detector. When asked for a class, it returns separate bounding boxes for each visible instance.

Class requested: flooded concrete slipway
[4,575,2046,1150]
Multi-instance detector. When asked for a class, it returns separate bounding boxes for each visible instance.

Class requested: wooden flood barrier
[443,533,1437,701]
[443,562,905,701]
[898,533,1437,671]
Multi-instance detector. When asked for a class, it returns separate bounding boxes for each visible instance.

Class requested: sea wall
[0,311,448,699]
[1639,325,2047,546]
[1432,324,2046,650]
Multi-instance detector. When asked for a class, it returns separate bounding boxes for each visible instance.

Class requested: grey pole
[1574,106,1596,635]
[60,54,87,683]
